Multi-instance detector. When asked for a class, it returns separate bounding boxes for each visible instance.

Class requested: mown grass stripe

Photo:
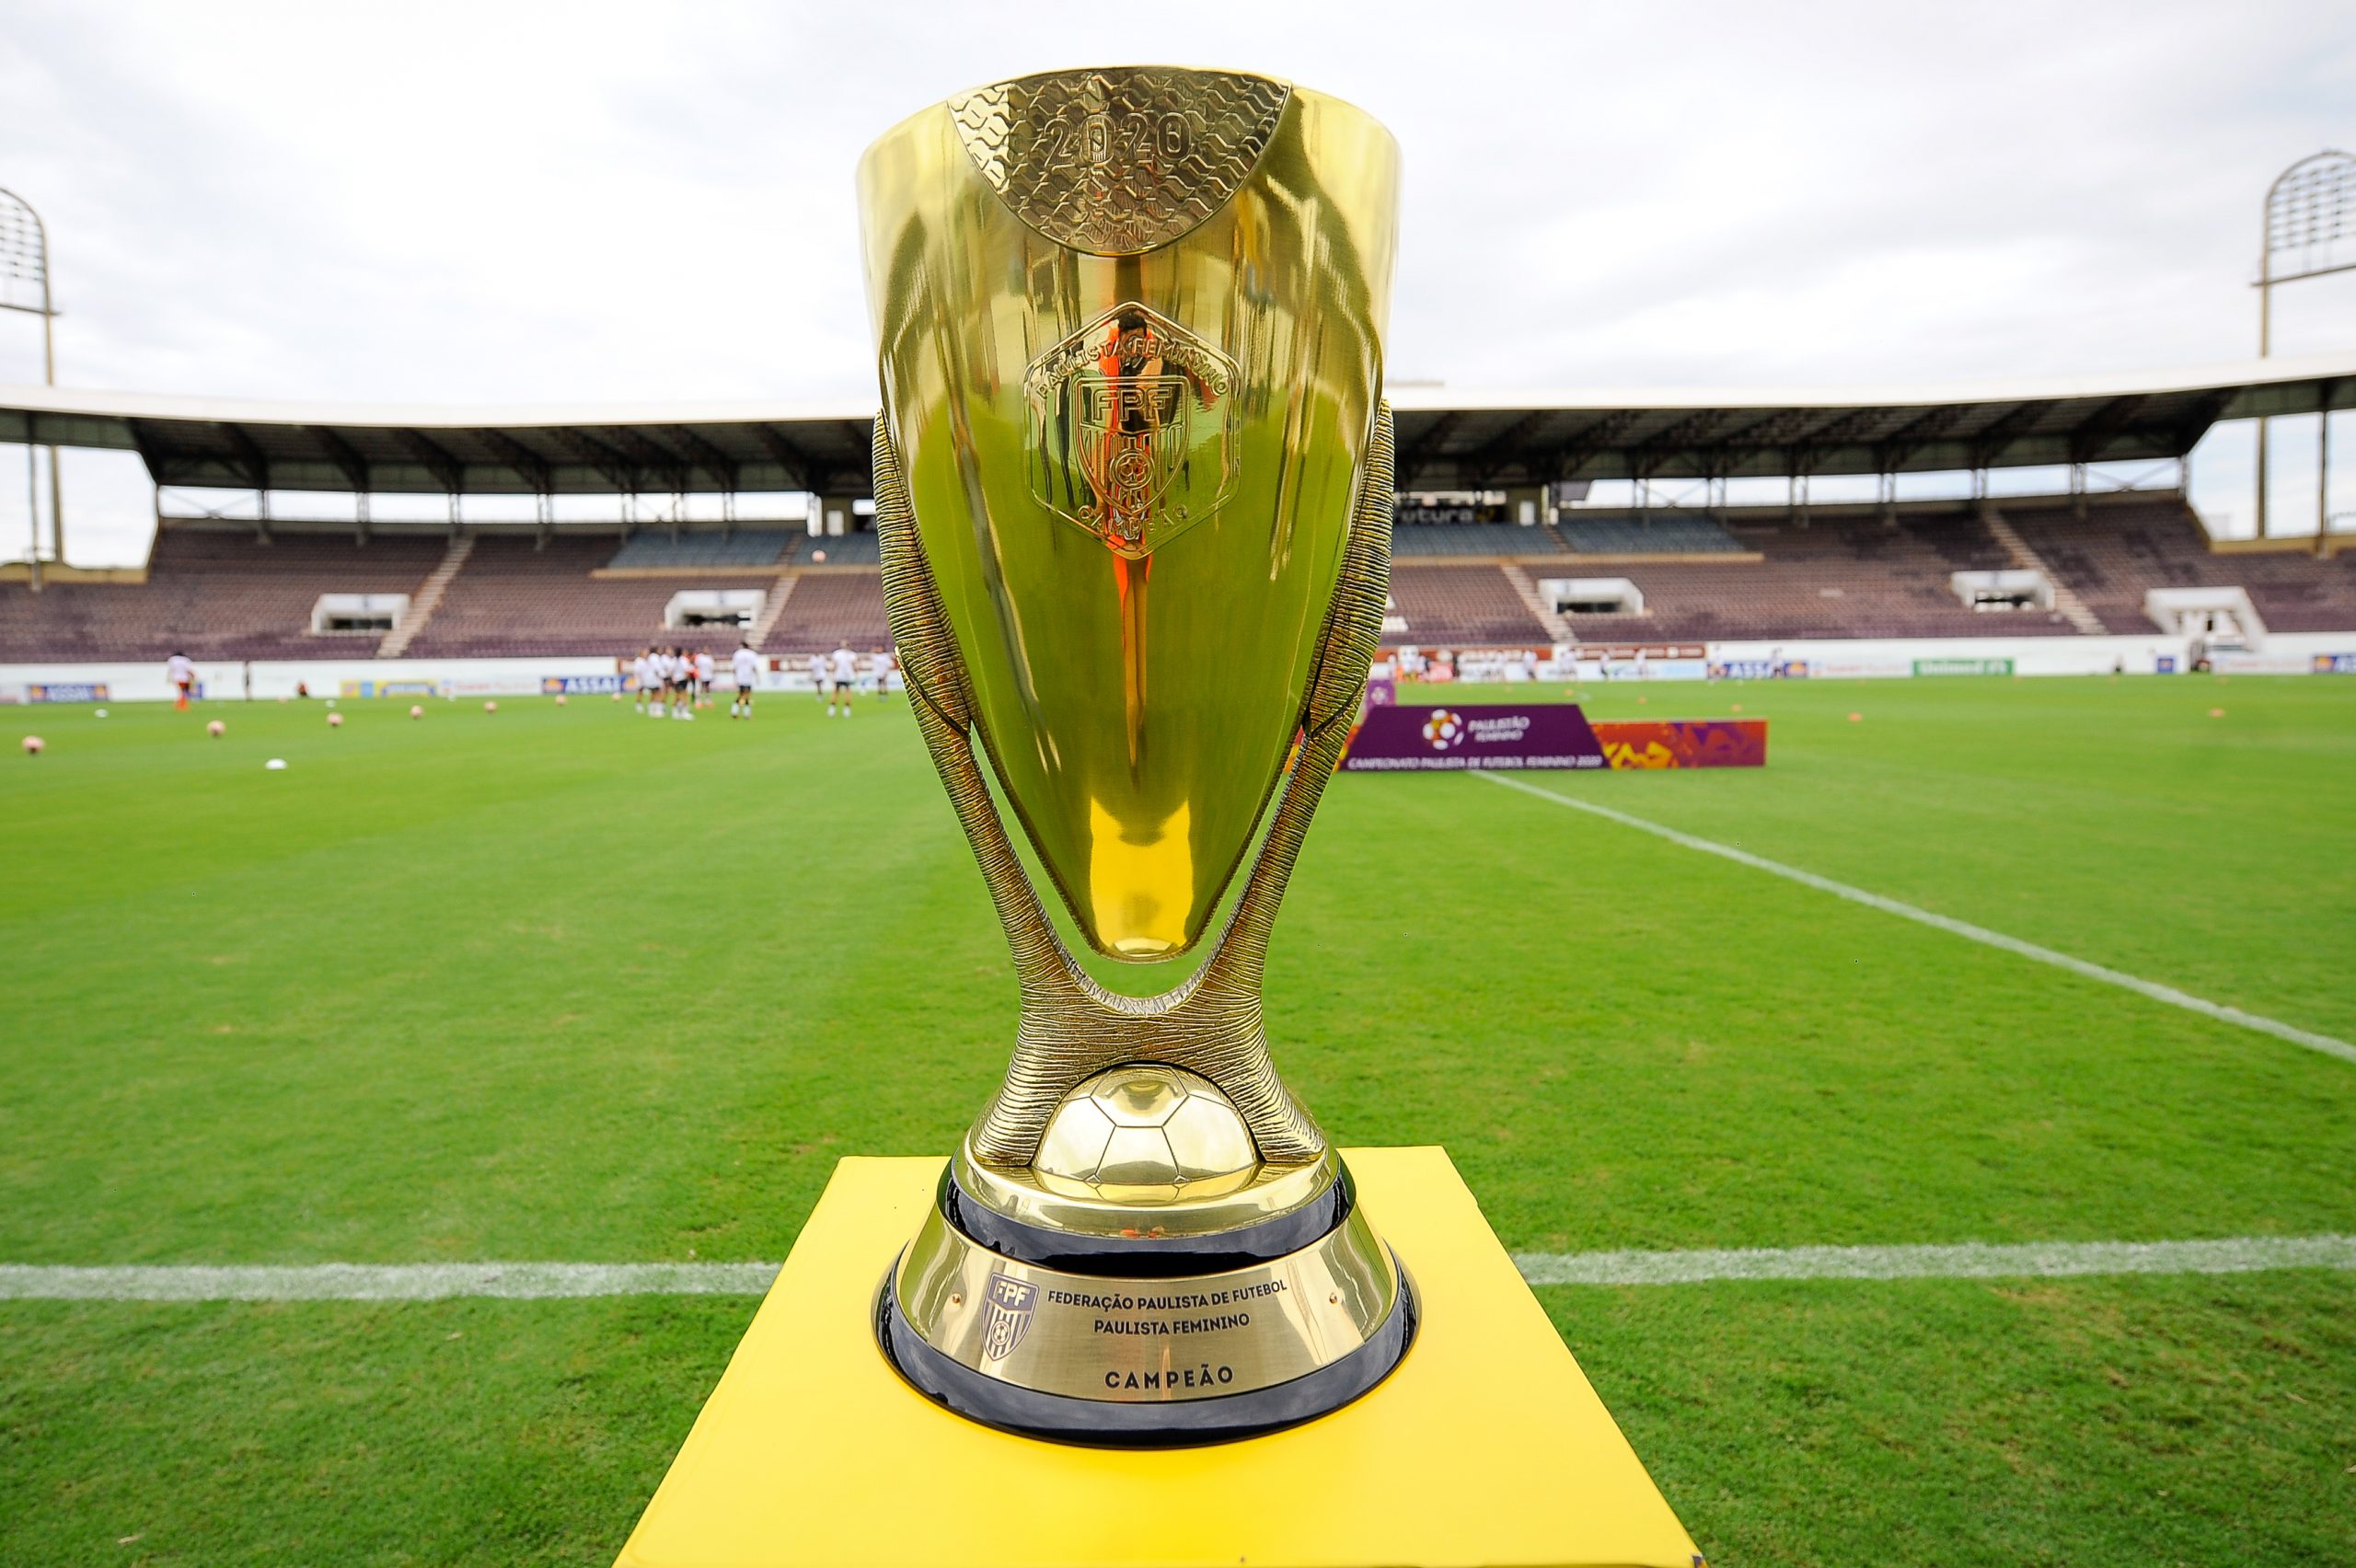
[5,1236,2351,1300]
[1477,771,2356,1066]
[0,1262,781,1301]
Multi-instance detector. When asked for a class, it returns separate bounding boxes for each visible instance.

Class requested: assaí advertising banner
[28,683,111,703]
[543,674,634,695]
[1709,659,1809,680]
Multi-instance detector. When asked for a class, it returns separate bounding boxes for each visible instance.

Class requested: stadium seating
[606,529,797,570]
[1387,564,1553,646]
[0,529,446,662]
[1551,510,2073,642]
[2004,501,2356,634]
[404,536,777,658]
[1388,522,1561,558]
[797,531,882,566]
[765,571,889,654]
[1553,513,1746,556]
[9,504,2349,664]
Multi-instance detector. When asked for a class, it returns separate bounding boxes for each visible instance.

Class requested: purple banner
[1341,702,1606,772]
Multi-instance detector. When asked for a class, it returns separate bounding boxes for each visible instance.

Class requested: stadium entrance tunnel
[664,588,767,630]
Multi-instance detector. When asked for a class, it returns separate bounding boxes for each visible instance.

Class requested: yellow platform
[615,1147,1702,1568]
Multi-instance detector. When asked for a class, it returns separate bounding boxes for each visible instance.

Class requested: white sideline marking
[2,1238,2350,1301]
[1476,771,2356,1067]
[0,1262,781,1301]
[1513,1233,2356,1286]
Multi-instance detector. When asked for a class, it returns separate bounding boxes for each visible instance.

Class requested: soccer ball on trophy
[1030,1065,1262,1205]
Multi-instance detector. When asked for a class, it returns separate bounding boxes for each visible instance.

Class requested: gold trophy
[859,66,1408,1445]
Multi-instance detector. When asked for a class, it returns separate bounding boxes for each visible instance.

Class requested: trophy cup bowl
[859,65,1411,1446]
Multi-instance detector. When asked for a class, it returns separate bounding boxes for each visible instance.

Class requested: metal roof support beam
[476,429,557,546]
[395,430,468,532]
[1966,400,2050,473]
[306,425,373,541]
[543,426,640,495]
[1399,410,1468,483]
[2066,394,2150,467]
[598,426,693,503]
[753,424,813,491]
[475,428,552,493]
[1876,402,1977,472]
[223,423,272,540]
[663,423,742,490]
[1459,409,1557,487]
[2169,387,2240,456]
[2317,377,2338,556]
[1532,409,1646,484]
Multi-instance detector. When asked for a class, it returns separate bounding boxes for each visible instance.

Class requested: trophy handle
[871,404,1395,1168]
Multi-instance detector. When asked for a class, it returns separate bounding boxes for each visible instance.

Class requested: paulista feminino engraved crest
[1024,302,1239,557]
[978,1272,1039,1361]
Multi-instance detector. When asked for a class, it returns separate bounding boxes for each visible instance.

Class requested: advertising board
[1913,657,2015,676]
[1341,705,1769,772]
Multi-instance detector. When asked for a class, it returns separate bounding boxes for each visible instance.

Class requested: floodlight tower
[2255,150,2354,542]
[0,186,61,589]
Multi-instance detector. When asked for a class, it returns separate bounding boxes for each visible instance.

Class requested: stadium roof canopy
[0,352,2350,498]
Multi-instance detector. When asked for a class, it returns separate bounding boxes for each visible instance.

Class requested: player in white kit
[827,642,859,717]
[631,648,653,713]
[166,652,195,710]
[695,649,716,709]
[730,641,761,720]
[650,645,678,715]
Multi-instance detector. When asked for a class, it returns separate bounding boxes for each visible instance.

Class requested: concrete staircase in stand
[747,573,799,650]
[1497,560,1576,644]
[1980,505,2108,635]
[378,535,475,658]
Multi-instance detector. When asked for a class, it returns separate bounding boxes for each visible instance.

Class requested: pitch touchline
[2,1235,2350,1300]
[1475,772,2356,1067]
[1511,1233,2356,1286]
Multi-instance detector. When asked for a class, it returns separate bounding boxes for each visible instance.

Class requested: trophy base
[873,1151,1418,1447]
[613,1148,1704,1568]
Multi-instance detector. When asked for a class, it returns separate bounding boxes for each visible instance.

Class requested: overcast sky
[2,0,2351,560]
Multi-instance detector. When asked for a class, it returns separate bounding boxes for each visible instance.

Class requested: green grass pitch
[3,675,2351,1566]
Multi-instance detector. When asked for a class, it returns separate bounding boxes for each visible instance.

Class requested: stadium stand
[10,504,2351,663]
[1388,522,1563,558]
[1387,563,1553,646]
[1545,509,2076,643]
[403,536,777,658]
[2003,500,2356,634]
[797,531,882,566]
[0,528,445,661]
[605,529,797,570]
[1553,513,1747,556]
[764,571,889,653]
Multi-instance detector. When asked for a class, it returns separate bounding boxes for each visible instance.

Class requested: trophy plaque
[858,65,1410,1445]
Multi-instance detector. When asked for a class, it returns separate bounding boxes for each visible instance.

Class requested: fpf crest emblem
[1024,302,1239,558]
[979,1272,1039,1361]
